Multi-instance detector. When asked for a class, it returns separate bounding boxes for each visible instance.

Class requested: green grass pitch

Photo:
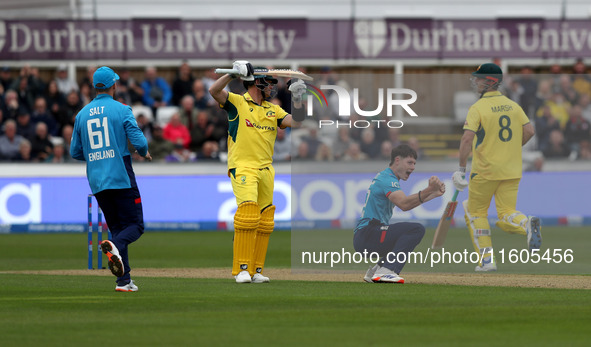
[1,229,590,346]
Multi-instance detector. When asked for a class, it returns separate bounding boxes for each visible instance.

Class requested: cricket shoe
[475,256,497,272]
[371,267,404,283]
[100,240,124,278]
[235,270,252,283]
[526,216,542,251]
[363,264,379,283]
[252,273,270,283]
[116,280,138,292]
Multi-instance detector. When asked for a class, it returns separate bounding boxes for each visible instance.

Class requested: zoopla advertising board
[0,171,589,232]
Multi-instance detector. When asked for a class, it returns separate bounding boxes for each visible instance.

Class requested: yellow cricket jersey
[223,92,288,169]
[464,91,530,180]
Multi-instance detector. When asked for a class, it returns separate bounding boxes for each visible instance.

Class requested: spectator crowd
[506,59,591,161]
[1,60,590,165]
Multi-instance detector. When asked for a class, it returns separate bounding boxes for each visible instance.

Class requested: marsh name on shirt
[491,105,513,112]
[89,149,115,162]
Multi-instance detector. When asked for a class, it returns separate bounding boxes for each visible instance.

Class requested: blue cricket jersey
[70,94,148,194]
[354,168,401,232]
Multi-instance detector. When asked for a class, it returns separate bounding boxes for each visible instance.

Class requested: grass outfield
[1,230,590,346]
[293,226,591,274]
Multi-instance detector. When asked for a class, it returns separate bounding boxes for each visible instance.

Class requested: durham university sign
[1,19,591,60]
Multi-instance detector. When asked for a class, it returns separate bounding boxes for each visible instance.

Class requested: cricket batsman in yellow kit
[453,63,542,272]
[209,61,306,283]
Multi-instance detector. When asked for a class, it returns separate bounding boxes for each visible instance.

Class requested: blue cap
[93,66,120,89]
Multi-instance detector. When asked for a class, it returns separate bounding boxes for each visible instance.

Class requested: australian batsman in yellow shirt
[209,61,307,283]
[453,63,542,272]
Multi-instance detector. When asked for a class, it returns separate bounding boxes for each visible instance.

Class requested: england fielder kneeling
[354,145,446,283]
[209,61,306,283]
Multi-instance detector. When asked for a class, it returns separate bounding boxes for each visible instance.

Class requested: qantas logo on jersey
[245,119,275,131]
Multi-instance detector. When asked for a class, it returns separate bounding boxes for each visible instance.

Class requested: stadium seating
[155,106,179,127]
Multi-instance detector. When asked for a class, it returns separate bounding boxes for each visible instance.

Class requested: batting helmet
[243,67,278,100]
[472,63,503,84]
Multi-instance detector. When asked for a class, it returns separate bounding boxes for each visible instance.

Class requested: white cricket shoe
[116,280,138,292]
[475,256,497,272]
[100,240,124,278]
[364,264,379,283]
[475,263,497,272]
[371,267,404,283]
[252,273,270,283]
[235,270,252,283]
[526,216,542,251]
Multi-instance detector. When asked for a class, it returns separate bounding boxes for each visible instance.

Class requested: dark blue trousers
[354,220,425,274]
[94,156,144,286]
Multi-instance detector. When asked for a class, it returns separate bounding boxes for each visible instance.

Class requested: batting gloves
[288,79,306,103]
[452,170,468,191]
[232,60,254,81]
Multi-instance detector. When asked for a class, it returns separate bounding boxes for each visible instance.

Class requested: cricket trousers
[94,157,144,286]
[465,174,528,262]
[354,220,425,274]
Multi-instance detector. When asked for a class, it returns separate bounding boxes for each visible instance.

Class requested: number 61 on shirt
[87,117,110,149]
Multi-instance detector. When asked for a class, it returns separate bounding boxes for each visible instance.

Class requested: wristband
[418,190,424,204]
[291,104,306,122]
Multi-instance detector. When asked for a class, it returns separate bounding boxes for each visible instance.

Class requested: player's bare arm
[210,60,255,105]
[522,122,535,145]
[388,176,445,211]
[452,130,473,191]
[280,114,293,128]
[134,149,153,161]
[458,130,475,168]
[208,74,232,105]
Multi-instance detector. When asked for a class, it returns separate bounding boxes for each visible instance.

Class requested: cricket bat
[431,190,460,249]
[215,67,314,81]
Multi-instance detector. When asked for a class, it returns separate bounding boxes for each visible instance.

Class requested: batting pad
[253,205,275,275]
[233,201,260,276]
[495,212,527,235]
[464,201,492,266]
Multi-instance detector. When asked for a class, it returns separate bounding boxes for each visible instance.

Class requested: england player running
[354,145,446,283]
[452,63,542,272]
[71,66,152,291]
[209,61,306,283]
